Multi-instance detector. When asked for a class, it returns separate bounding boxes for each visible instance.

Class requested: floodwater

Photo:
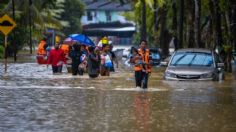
[0,58,236,131]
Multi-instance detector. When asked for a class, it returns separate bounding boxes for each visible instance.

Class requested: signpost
[0,14,17,73]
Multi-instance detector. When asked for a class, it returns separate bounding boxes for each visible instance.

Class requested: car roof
[176,48,212,54]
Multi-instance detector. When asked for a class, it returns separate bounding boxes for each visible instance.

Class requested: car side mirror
[217,63,224,68]
[161,61,168,66]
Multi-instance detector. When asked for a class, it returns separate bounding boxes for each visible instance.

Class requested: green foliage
[120,12,135,21]
[0,45,3,58]
[0,0,65,56]
[132,0,169,45]
[219,0,230,12]
[60,0,84,36]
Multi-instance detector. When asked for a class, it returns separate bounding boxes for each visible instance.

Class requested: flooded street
[0,60,236,131]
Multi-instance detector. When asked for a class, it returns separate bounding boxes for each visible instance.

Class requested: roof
[176,48,212,54]
[85,1,132,11]
[83,21,134,28]
[82,21,135,37]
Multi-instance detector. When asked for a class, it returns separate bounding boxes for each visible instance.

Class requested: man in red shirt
[47,43,66,74]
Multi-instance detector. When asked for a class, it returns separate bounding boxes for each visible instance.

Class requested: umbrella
[63,37,76,45]
[69,34,95,47]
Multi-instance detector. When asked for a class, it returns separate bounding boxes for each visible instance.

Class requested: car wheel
[212,74,219,81]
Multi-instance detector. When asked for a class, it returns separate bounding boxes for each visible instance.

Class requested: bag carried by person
[104,54,113,68]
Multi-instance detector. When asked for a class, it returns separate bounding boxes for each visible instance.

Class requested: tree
[1,0,61,57]
[232,0,236,53]
[159,6,169,58]
[171,0,178,49]
[194,0,201,48]
[186,0,195,48]
[60,0,84,36]
[178,0,184,49]
[140,0,147,40]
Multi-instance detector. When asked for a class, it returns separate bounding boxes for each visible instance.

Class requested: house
[81,0,136,45]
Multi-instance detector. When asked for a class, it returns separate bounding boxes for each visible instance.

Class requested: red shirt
[48,48,65,66]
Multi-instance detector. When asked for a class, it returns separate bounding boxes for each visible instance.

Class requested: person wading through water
[87,46,100,78]
[69,44,82,76]
[130,47,146,88]
[100,44,113,76]
[47,43,65,74]
[137,40,152,89]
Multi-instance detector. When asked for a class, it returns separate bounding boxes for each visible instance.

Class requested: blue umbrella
[69,34,95,46]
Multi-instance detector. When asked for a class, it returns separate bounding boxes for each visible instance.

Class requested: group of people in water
[37,37,118,78]
[37,37,152,88]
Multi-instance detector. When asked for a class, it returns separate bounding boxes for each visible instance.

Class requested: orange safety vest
[138,48,151,73]
[132,55,142,71]
[60,44,69,54]
[37,40,47,55]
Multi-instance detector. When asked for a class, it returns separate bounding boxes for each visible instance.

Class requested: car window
[170,52,213,67]
[152,53,160,59]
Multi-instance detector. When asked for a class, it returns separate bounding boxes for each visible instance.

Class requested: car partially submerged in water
[162,48,224,81]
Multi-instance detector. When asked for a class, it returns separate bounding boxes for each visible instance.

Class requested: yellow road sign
[0,14,16,36]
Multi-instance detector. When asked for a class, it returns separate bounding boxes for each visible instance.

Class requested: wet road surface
[0,62,236,132]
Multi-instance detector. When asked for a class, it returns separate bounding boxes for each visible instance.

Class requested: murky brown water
[0,59,236,131]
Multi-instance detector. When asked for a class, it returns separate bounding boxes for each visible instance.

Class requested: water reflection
[0,62,236,131]
[134,92,151,132]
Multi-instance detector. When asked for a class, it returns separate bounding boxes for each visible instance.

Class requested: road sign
[0,14,16,36]
[0,14,17,73]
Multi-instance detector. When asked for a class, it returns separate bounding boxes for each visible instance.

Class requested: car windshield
[152,53,160,59]
[170,52,213,67]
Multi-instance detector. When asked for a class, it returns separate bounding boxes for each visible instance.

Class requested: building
[81,0,136,45]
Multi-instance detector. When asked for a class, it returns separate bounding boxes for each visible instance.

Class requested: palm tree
[1,0,62,54]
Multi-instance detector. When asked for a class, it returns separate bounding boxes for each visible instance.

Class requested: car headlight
[201,73,213,78]
[165,71,177,78]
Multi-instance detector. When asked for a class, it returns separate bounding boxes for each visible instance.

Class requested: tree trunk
[153,0,159,47]
[231,1,236,53]
[209,0,215,49]
[186,0,195,48]
[12,0,17,62]
[154,0,158,32]
[215,1,223,50]
[178,0,184,48]
[29,0,32,54]
[172,0,178,50]
[160,7,169,58]
[140,0,146,41]
[210,0,223,50]
[194,0,201,48]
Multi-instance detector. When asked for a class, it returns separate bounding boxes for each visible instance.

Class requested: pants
[135,71,142,87]
[72,64,79,75]
[52,66,62,73]
[135,71,149,88]
[141,72,149,89]
[100,65,110,76]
